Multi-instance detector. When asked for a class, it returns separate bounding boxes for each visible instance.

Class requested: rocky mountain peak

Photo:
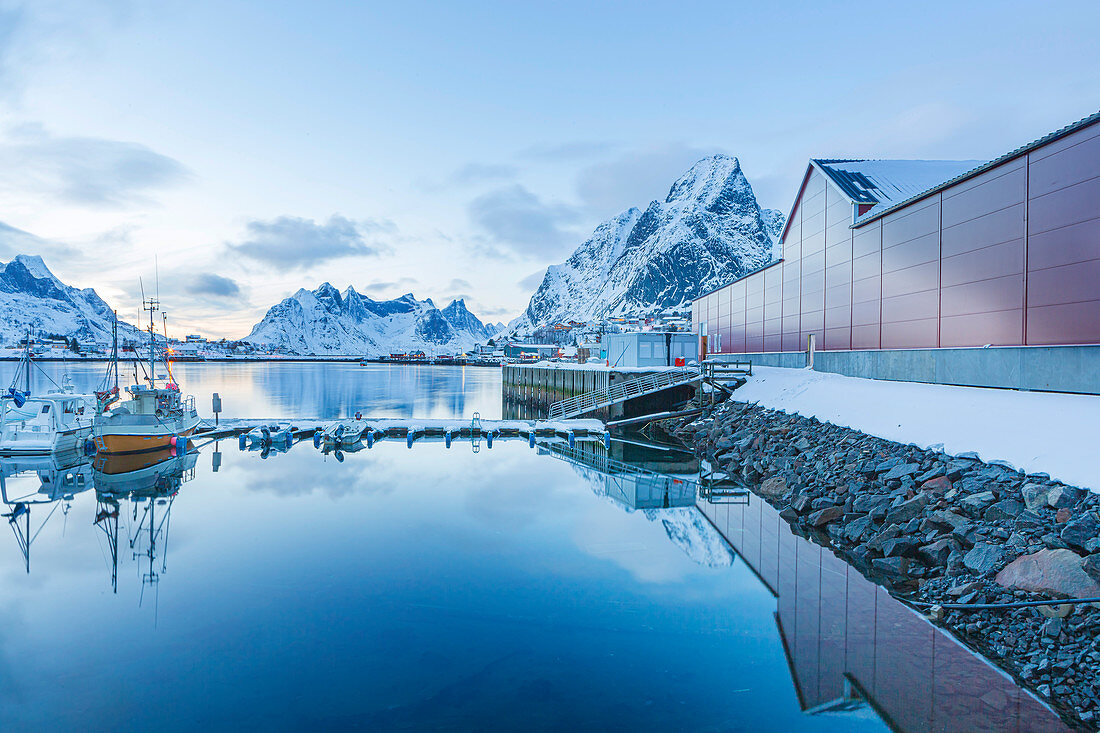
[516,153,784,331]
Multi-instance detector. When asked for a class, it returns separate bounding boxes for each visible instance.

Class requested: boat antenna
[112,311,119,393]
[140,278,159,387]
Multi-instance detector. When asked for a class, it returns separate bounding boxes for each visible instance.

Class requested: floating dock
[194,416,609,450]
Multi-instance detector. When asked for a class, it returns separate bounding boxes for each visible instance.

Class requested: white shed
[604,332,698,368]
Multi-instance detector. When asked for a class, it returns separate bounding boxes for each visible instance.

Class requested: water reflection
[0,362,1070,731]
[697,490,1070,732]
[1,447,196,602]
[1,450,94,572]
[3,362,504,420]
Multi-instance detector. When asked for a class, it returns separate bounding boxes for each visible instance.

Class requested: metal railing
[702,360,752,382]
[547,367,701,420]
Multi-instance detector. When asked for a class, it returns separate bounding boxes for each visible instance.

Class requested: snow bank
[734,367,1100,492]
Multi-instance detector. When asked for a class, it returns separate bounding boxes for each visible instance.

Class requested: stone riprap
[679,399,1100,729]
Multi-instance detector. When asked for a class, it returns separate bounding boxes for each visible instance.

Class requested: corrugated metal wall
[695,120,1100,353]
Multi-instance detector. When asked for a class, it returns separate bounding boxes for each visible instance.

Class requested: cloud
[226,214,390,270]
[447,278,472,291]
[467,184,579,258]
[449,163,517,185]
[0,123,189,207]
[0,219,82,263]
[418,162,518,192]
[575,143,723,216]
[518,268,547,292]
[361,277,418,296]
[519,141,615,161]
[189,272,241,298]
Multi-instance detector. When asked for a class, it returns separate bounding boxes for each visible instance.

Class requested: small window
[639,342,653,358]
[40,404,51,414]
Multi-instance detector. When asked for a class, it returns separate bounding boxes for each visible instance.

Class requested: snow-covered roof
[811,159,983,222]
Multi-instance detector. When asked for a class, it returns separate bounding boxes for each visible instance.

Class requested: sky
[0,0,1097,339]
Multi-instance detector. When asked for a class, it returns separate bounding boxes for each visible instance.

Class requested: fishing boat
[0,339,99,454]
[92,295,201,455]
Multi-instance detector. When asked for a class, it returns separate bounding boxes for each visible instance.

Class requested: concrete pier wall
[502,364,695,420]
[710,344,1100,395]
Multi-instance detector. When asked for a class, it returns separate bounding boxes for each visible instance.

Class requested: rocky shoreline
[678,398,1100,730]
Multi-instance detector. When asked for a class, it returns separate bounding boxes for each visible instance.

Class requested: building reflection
[696,492,1070,733]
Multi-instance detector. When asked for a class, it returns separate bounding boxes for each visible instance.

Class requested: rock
[872,556,909,578]
[921,475,953,495]
[1042,617,1064,638]
[881,462,920,481]
[1021,483,1052,511]
[866,525,902,553]
[983,499,1024,523]
[791,494,813,513]
[946,580,983,597]
[1055,508,1071,524]
[841,514,875,543]
[885,494,930,525]
[959,491,996,516]
[882,537,916,558]
[875,457,902,473]
[964,542,1009,577]
[1014,510,1044,529]
[808,506,843,527]
[929,509,969,530]
[758,475,789,499]
[1084,554,1100,583]
[1048,486,1085,509]
[919,538,959,566]
[1060,515,1100,551]
[792,437,812,452]
[852,494,892,513]
[995,549,1100,598]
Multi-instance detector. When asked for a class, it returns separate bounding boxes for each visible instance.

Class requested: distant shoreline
[0,356,502,367]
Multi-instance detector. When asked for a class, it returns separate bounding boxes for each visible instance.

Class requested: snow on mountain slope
[0,252,141,345]
[647,507,735,568]
[244,285,495,355]
[519,154,782,330]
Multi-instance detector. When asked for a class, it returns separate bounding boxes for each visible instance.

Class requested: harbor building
[693,111,1100,394]
[604,331,698,368]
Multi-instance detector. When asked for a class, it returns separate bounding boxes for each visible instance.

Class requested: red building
[694,111,1100,355]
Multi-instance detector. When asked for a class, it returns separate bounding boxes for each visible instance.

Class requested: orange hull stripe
[97,428,196,455]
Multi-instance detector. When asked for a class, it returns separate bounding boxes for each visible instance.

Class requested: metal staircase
[547,367,701,420]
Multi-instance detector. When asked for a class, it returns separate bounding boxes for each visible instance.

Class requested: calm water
[0,363,1064,731]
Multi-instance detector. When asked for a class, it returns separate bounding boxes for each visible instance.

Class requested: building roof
[812,158,983,219]
[851,109,1100,226]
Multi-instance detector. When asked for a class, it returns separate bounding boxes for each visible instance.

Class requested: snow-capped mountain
[0,252,141,345]
[244,285,496,355]
[517,154,783,330]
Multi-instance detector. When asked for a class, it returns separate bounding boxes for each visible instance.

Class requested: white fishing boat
[0,342,98,455]
[93,294,201,455]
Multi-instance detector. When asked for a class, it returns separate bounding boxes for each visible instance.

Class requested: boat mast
[144,295,159,387]
[112,310,119,393]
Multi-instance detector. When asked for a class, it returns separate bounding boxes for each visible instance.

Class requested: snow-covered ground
[733,367,1100,492]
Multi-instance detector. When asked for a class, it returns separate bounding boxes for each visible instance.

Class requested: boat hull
[0,425,92,455]
[93,415,201,455]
